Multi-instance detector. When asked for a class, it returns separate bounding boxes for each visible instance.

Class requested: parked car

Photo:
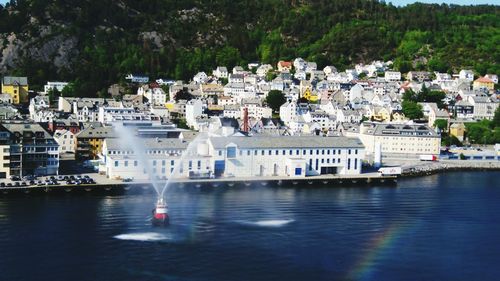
[9,175,21,181]
[0,182,5,188]
[6,183,13,187]
[122,178,133,183]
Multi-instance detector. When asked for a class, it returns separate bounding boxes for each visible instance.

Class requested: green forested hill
[0,0,498,96]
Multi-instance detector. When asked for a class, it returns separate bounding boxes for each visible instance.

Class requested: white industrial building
[101,135,365,180]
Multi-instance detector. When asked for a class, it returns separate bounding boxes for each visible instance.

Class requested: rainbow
[346,222,408,281]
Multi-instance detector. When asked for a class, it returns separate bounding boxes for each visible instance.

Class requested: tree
[174,89,193,101]
[265,90,286,113]
[493,106,500,128]
[47,88,60,103]
[265,71,277,82]
[402,100,424,120]
[60,83,75,97]
[434,119,448,131]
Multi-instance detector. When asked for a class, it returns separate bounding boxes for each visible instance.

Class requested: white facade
[53,129,76,153]
[101,135,365,180]
[44,81,68,94]
[384,71,401,81]
[186,99,204,128]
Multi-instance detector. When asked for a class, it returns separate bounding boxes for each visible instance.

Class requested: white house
[323,66,338,75]
[186,99,204,128]
[193,72,208,84]
[213,67,229,79]
[44,81,69,94]
[53,129,76,154]
[384,71,401,82]
[459,70,475,82]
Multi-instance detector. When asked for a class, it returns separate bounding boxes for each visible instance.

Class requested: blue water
[0,171,499,281]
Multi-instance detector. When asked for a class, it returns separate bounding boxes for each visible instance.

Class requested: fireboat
[152,197,169,226]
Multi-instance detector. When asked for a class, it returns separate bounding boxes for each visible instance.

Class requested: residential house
[213,67,229,79]
[473,77,495,91]
[459,70,475,82]
[277,61,292,72]
[53,129,76,154]
[0,122,59,178]
[76,126,116,160]
[1,76,28,104]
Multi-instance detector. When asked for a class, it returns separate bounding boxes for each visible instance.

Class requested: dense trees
[0,1,498,95]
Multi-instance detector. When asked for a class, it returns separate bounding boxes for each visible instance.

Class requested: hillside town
[0,59,499,181]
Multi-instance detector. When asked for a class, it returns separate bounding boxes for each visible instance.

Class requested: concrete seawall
[0,174,398,196]
[392,160,500,177]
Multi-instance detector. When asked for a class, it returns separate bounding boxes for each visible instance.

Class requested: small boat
[308,181,313,185]
[322,181,328,185]
[228,183,235,187]
[260,182,268,186]
[292,181,298,185]
[212,183,219,187]
[195,183,202,188]
[244,182,252,187]
[152,198,169,226]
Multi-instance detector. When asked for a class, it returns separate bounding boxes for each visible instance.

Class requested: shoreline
[395,160,500,177]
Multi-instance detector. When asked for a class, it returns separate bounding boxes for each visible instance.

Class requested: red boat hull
[152,211,169,225]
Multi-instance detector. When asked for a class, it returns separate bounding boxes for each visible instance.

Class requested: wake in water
[236,219,295,228]
[113,232,171,242]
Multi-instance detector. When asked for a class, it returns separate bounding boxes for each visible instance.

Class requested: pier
[0,173,397,196]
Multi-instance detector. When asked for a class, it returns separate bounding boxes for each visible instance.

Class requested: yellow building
[76,126,116,160]
[2,76,28,104]
[369,107,391,122]
[449,123,465,142]
[473,77,495,91]
[302,88,319,102]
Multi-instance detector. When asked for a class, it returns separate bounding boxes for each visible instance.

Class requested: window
[333,150,336,155]
[296,150,300,155]
[227,147,237,158]
[309,159,312,171]
[338,149,341,154]
[276,150,279,155]
[354,159,358,170]
[355,149,358,155]
[114,161,118,167]
[171,160,174,166]
[218,150,222,156]
[124,161,128,167]
[153,160,157,166]
[134,161,138,167]
[295,168,302,175]
[315,159,319,170]
[268,150,272,155]
[247,150,250,156]
[348,159,351,170]
[321,159,324,163]
[316,150,319,155]
[162,160,166,166]
[197,160,201,169]
[327,150,330,155]
[254,150,257,155]
[289,150,293,155]
[310,150,313,155]
[348,149,351,155]
[161,168,166,174]
[261,150,265,156]
[283,150,286,155]
[189,161,192,169]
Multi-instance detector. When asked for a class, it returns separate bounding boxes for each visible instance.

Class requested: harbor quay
[0,172,397,195]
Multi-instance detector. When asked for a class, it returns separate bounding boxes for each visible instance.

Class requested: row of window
[222,148,359,157]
